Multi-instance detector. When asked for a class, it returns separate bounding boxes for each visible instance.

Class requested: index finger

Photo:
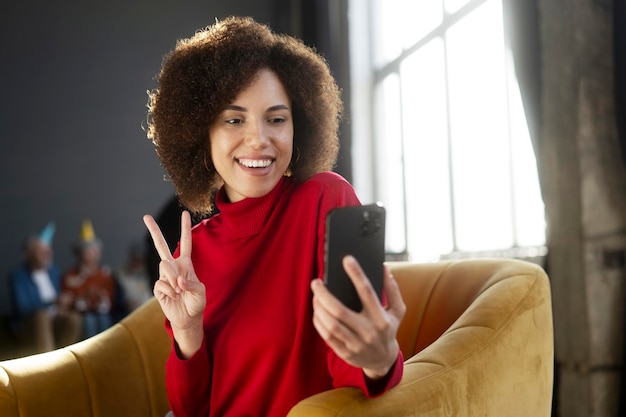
[178,211,192,258]
[143,214,174,262]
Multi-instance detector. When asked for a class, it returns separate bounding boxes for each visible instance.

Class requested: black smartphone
[323,203,386,312]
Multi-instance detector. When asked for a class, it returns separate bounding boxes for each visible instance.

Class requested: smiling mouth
[237,159,274,168]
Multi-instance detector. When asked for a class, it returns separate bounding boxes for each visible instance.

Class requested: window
[349,0,546,262]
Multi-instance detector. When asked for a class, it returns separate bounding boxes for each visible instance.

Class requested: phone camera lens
[360,220,370,236]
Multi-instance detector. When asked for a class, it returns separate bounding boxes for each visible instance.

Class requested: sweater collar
[214,176,292,237]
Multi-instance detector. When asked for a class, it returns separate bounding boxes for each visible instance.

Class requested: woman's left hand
[311,256,406,380]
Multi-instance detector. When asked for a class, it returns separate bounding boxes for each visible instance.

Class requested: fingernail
[344,255,356,264]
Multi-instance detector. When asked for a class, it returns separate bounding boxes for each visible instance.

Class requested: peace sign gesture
[143,211,206,358]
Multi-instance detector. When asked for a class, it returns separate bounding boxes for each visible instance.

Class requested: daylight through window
[349,0,546,261]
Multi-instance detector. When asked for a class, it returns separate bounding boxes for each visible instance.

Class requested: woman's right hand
[143,210,206,358]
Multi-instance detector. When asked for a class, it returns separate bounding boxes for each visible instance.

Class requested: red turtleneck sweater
[165,172,403,417]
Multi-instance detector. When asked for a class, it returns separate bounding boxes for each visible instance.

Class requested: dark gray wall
[0,1,281,315]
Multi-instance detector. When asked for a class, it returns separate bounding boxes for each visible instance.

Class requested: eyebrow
[224,104,290,112]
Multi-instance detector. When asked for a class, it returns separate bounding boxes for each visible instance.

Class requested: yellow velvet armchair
[0,259,553,417]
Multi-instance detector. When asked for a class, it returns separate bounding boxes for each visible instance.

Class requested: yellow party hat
[81,219,96,242]
[73,219,102,254]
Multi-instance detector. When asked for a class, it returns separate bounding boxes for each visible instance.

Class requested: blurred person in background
[115,241,152,312]
[61,220,119,339]
[9,222,82,354]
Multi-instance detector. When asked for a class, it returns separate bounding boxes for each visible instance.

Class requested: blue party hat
[39,222,56,246]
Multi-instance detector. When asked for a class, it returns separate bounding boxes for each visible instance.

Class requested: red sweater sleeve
[164,244,212,417]
[328,349,404,397]
[164,320,212,417]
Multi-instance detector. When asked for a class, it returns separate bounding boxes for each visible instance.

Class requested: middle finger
[159,259,181,290]
[313,294,359,346]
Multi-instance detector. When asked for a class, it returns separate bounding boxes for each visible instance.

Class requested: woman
[144,16,405,417]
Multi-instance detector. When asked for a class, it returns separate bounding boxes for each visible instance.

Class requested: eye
[226,118,244,124]
[268,117,286,124]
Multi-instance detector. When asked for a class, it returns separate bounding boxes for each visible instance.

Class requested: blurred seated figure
[115,241,152,312]
[9,222,82,354]
[61,220,117,339]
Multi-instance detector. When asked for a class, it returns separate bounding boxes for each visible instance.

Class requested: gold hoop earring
[284,147,300,177]
[203,152,212,172]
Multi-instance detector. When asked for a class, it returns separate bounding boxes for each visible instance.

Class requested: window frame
[348,0,547,263]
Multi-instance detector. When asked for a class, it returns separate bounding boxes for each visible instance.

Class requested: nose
[244,120,269,149]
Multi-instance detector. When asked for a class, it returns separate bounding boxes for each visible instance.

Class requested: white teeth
[238,159,273,168]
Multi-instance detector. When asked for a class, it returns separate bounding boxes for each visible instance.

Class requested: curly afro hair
[147,16,343,214]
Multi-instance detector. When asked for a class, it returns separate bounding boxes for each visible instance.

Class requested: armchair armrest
[0,298,170,417]
[288,259,554,416]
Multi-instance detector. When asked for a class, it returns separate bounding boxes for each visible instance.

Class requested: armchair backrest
[391,258,547,358]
